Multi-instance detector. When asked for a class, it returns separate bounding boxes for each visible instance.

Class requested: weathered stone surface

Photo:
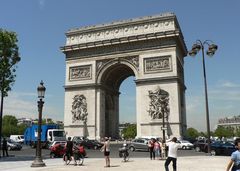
[61,13,187,139]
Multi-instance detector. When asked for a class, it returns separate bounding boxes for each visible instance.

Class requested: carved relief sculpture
[69,65,91,81]
[148,87,170,120]
[144,56,171,74]
[124,56,139,70]
[72,94,88,123]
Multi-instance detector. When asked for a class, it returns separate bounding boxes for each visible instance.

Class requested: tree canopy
[0,28,21,97]
[122,124,136,140]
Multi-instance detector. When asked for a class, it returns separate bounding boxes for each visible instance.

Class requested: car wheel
[8,146,11,151]
[210,150,216,156]
[94,145,98,150]
[50,152,55,158]
[195,146,200,152]
[182,146,186,150]
[129,146,135,152]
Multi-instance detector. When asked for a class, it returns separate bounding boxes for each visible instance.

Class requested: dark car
[81,139,103,150]
[194,139,211,152]
[210,141,236,156]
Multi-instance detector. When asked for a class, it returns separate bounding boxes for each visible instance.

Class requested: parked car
[178,140,194,150]
[72,136,85,144]
[209,141,236,156]
[50,143,66,158]
[10,135,24,144]
[7,139,22,151]
[48,141,66,149]
[194,139,211,152]
[129,138,149,152]
[81,139,103,150]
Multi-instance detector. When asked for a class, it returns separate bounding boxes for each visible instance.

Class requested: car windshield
[53,131,64,137]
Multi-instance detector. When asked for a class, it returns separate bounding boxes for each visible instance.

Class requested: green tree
[17,123,28,135]
[0,29,21,144]
[186,127,199,139]
[2,115,18,137]
[214,126,234,138]
[122,124,136,140]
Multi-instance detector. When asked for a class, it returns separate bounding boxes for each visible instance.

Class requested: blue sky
[1,0,240,131]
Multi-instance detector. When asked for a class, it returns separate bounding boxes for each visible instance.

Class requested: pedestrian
[164,137,181,171]
[226,138,240,171]
[2,137,8,157]
[101,137,110,167]
[65,137,74,165]
[154,139,161,160]
[148,138,155,160]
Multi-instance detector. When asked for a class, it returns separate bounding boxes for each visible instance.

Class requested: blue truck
[24,124,66,148]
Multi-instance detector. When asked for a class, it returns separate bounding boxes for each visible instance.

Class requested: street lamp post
[188,40,218,154]
[31,81,46,167]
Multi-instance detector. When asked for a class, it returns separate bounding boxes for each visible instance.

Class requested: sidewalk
[0,156,229,171]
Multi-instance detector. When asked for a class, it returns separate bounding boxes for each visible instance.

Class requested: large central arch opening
[100,62,136,138]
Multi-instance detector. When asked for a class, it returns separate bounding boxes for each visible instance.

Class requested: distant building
[217,115,240,128]
[17,118,33,126]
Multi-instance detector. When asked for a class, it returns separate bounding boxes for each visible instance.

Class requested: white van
[10,135,24,143]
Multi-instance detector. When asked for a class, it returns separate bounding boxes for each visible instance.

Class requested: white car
[178,140,194,150]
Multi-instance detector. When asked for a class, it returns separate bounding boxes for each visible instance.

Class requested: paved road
[6,143,205,161]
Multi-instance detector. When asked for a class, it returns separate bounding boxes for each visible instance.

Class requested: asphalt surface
[3,143,206,161]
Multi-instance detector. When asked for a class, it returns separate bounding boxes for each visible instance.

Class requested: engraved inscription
[69,65,91,80]
[144,56,171,73]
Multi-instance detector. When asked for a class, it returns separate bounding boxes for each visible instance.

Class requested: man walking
[164,137,180,171]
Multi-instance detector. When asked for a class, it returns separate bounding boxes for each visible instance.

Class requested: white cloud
[2,91,63,121]
[218,80,240,88]
[3,94,36,119]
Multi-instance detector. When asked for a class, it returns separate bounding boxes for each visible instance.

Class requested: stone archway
[96,59,138,138]
[61,13,188,140]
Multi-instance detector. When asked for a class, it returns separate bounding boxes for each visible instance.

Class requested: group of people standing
[61,136,182,170]
[148,138,166,160]
[148,137,181,171]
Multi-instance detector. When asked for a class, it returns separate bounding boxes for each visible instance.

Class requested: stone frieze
[69,65,92,81]
[144,56,171,74]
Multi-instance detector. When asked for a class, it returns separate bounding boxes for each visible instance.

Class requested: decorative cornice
[61,30,180,52]
[67,13,175,34]
[64,13,176,45]
[63,37,177,60]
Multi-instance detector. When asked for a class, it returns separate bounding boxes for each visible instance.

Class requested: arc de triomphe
[61,13,187,140]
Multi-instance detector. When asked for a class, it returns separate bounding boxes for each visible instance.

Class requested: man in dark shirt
[65,137,73,164]
[66,137,73,156]
[2,138,8,157]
